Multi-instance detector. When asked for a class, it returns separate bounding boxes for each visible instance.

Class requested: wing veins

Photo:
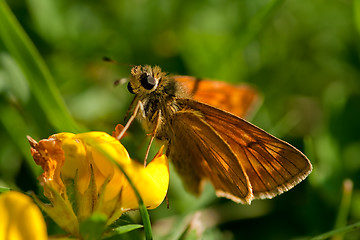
[261,143,303,172]
[254,138,300,154]
[193,127,247,188]
[245,145,286,186]
[171,111,250,201]
[249,143,295,181]
[240,146,269,190]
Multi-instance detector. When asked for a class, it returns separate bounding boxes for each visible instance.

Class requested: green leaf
[111,224,143,235]
[79,213,107,240]
[0,187,11,194]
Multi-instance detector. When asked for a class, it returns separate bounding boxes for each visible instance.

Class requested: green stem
[332,179,353,240]
[309,221,360,240]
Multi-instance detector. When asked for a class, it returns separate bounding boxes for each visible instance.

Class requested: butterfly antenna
[102,57,134,67]
[102,57,133,86]
[102,56,115,63]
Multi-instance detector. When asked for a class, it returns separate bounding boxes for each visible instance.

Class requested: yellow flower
[0,191,47,240]
[28,131,169,237]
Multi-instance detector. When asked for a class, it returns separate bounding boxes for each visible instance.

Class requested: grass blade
[0,1,82,133]
[0,104,42,177]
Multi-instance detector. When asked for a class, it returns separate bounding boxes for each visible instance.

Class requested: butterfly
[117,65,312,204]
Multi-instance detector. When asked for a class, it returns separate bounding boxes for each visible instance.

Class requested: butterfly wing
[168,107,253,204]
[173,76,260,119]
[171,99,312,202]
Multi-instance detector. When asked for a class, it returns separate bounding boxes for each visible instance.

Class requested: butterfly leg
[116,100,144,140]
[143,110,162,166]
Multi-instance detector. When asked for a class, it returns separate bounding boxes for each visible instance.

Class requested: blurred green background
[1,0,360,239]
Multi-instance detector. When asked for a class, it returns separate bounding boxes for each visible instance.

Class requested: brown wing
[168,108,253,204]
[173,76,260,119]
[175,99,312,201]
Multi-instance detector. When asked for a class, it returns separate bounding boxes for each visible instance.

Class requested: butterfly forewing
[169,108,252,203]
[176,99,312,201]
[173,76,260,119]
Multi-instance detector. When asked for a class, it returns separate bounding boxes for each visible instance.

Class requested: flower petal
[0,191,47,240]
[76,132,130,200]
[121,146,169,210]
[58,133,91,194]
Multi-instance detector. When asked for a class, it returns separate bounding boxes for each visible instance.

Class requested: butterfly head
[127,65,167,95]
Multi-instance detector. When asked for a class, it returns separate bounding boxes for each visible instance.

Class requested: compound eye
[140,73,156,90]
[127,82,135,94]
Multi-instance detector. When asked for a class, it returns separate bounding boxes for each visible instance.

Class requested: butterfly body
[126,65,312,204]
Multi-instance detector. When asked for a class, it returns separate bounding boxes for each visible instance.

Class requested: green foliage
[0,0,83,133]
[0,186,10,193]
[79,213,107,240]
[106,224,144,239]
[1,0,360,239]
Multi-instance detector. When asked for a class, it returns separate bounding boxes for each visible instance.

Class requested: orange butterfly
[118,65,312,204]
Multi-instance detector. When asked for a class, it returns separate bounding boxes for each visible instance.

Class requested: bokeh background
[1,0,360,239]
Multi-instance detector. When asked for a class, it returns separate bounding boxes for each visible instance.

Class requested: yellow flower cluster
[1,128,169,239]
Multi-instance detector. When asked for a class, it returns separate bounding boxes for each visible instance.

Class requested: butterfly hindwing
[173,76,260,119]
